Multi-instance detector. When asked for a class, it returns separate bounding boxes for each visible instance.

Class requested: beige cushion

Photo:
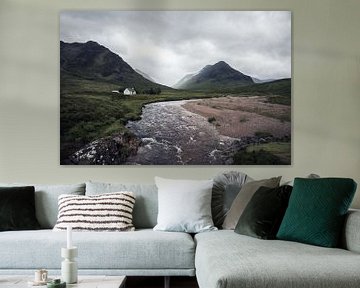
[222,177,281,230]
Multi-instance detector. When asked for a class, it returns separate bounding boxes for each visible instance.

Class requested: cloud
[60,11,291,86]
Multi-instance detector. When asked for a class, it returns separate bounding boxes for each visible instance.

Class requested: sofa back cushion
[86,181,158,229]
[0,183,85,228]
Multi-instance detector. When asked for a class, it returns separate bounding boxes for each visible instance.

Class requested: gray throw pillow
[222,176,281,230]
[212,171,252,228]
[153,177,217,233]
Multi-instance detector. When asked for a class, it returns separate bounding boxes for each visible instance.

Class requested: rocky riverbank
[69,132,140,165]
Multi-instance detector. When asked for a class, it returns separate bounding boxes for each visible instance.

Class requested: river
[125,100,236,165]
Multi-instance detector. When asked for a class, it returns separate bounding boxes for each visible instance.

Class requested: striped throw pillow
[53,192,136,231]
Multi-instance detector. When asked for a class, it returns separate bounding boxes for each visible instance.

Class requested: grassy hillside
[233,142,291,165]
[230,78,291,97]
[178,79,252,92]
[182,78,291,99]
[61,70,172,95]
[60,73,119,95]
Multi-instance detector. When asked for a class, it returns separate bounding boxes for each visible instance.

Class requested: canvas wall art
[60,11,291,165]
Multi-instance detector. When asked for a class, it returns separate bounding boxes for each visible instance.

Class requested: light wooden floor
[126,276,199,288]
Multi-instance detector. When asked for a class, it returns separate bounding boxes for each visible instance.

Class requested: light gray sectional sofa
[195,218,360,288]
[1,181,360,288]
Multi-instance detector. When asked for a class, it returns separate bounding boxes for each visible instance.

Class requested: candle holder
[61,247,78,284]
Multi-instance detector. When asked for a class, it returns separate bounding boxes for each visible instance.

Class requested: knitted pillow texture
[53,192,135,231]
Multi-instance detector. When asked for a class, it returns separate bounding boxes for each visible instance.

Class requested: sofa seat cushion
[0,229,195,270]
[195,230,360,288]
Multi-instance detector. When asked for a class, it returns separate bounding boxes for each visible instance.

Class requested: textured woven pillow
[277,178,357,247]
[53,192,135,231]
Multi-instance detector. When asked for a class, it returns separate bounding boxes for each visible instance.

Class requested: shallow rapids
[125,100,234,165]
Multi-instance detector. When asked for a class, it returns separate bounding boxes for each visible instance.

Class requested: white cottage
[123,88,136,95]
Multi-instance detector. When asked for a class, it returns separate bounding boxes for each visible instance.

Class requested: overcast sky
[60,11,291,87]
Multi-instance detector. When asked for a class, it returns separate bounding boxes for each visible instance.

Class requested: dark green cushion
[277,178,357,247]
[235,185,292,239]
[0,186,41,231]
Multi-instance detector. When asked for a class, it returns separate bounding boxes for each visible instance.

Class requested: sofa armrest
[342,209,360,253]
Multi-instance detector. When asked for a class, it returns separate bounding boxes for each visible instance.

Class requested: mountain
[135,68,157,83]
[175,61,254,91]
[251,77,278,84]
[173,73,196,89]
[60,41,170,91]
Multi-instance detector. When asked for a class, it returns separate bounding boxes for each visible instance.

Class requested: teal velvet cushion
[277,178,357,247]
[235,185,292,239]
[0,186,41,231]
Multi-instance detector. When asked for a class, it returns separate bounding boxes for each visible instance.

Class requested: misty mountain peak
[174,61,253,90]
[213,60,230,67]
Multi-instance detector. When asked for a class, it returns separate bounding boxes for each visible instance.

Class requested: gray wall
[0,0,359,208]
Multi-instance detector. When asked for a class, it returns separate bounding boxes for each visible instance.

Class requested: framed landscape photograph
[60,11,291,165]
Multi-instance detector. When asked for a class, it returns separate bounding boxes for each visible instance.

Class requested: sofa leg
[164,276,170,288]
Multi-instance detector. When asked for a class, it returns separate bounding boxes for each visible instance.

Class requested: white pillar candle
[67,225,72,249]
